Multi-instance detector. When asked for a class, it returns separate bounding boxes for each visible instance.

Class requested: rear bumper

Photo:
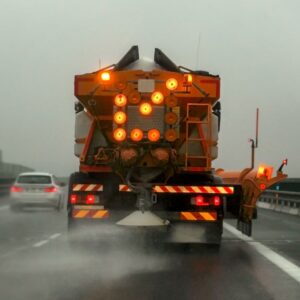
[68,208,223,244]
[10,193,60,207]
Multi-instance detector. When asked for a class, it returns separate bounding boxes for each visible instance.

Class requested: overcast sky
[0,0,299,176]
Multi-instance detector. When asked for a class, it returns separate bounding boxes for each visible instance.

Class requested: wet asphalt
[0,195,299,300]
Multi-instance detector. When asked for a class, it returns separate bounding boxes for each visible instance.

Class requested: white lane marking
[0,205,9,211]
[49,233,61,240]
[224,222,300,284]
[33,240,49,248]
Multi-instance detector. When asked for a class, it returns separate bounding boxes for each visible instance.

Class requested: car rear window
[17,175,52,184]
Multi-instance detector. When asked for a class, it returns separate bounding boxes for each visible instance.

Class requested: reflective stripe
[86,184,96,191]
[200,212,215,221]
[72,209,108,219]
[73,184,84,191]
[72,184,103,192]
[119,185,234,194]
[93,210,108,219]
[180,211,217,221]
[74,210,89,218]
[181,212,197,221]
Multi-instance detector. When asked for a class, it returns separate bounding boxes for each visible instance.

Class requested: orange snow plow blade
[216,162,287,236]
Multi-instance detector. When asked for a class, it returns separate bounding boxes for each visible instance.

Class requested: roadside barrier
[258,190,300,216]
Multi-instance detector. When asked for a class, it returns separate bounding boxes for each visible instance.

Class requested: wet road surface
[0,195,299,300]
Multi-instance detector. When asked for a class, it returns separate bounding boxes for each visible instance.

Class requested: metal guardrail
[258,190,300,216]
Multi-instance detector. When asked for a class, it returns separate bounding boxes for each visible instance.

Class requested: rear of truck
[68,46,287,244]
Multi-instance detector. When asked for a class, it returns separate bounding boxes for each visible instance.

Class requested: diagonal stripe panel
[119,185,234,194]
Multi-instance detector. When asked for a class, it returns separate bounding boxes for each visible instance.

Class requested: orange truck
[68,46,287,244]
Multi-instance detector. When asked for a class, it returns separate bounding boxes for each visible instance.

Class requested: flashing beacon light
[114,94,127,107]
[130,128,143,142]
[257,164,273,180]
[148,129,160,142]
[100,72,110,81]
[139,102,152,116]
[183,74,193,86]
[113,128,126,142]
[113,111,127,125]
[166,78,178,91]
[151,91,164,105]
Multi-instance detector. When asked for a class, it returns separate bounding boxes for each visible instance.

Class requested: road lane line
[49,233,61,240]
[33,240,49,248]
[224,222,300,284]
[0,205,9,211]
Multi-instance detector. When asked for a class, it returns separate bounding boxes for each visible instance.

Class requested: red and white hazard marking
[72,184,103,192]
[119,185,234,194]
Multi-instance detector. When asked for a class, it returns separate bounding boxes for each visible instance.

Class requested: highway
[0,194,299,300]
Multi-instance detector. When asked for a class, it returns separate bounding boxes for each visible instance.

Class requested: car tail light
[86,194,96,204]
[113,128,126,142]
[194,195,209,206]
[10,185,24,193]
[213,196,221,206]
[44,186,58,193]
[70,194,78,204]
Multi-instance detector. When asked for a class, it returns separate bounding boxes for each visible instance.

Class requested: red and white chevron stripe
[119,185,234,194]
[119,184,131,192]
[72,184,103,192]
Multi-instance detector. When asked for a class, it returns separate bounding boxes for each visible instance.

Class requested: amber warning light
[139,103,152,116]
[100,72,110,81]
[113,128,126,142]
[131,128,143,142]
[257,164,273,180]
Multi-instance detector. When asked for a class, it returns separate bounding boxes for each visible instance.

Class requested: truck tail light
[166,78,178,90]
[130,128,143,142]
[194,195,209,206]
[151,91,164,105]
[213,196,221,206]
[139,102,152,116]
[113,128,126,142]
[113,111,127,125]
[70,194,78,204]
[10,186,24,193]
[114,94,127,107]
[148,129,160,142]
[86,194,96,204]
[44,186,58,193]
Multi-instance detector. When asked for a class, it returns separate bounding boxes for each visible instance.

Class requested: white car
[10,172,65,211]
